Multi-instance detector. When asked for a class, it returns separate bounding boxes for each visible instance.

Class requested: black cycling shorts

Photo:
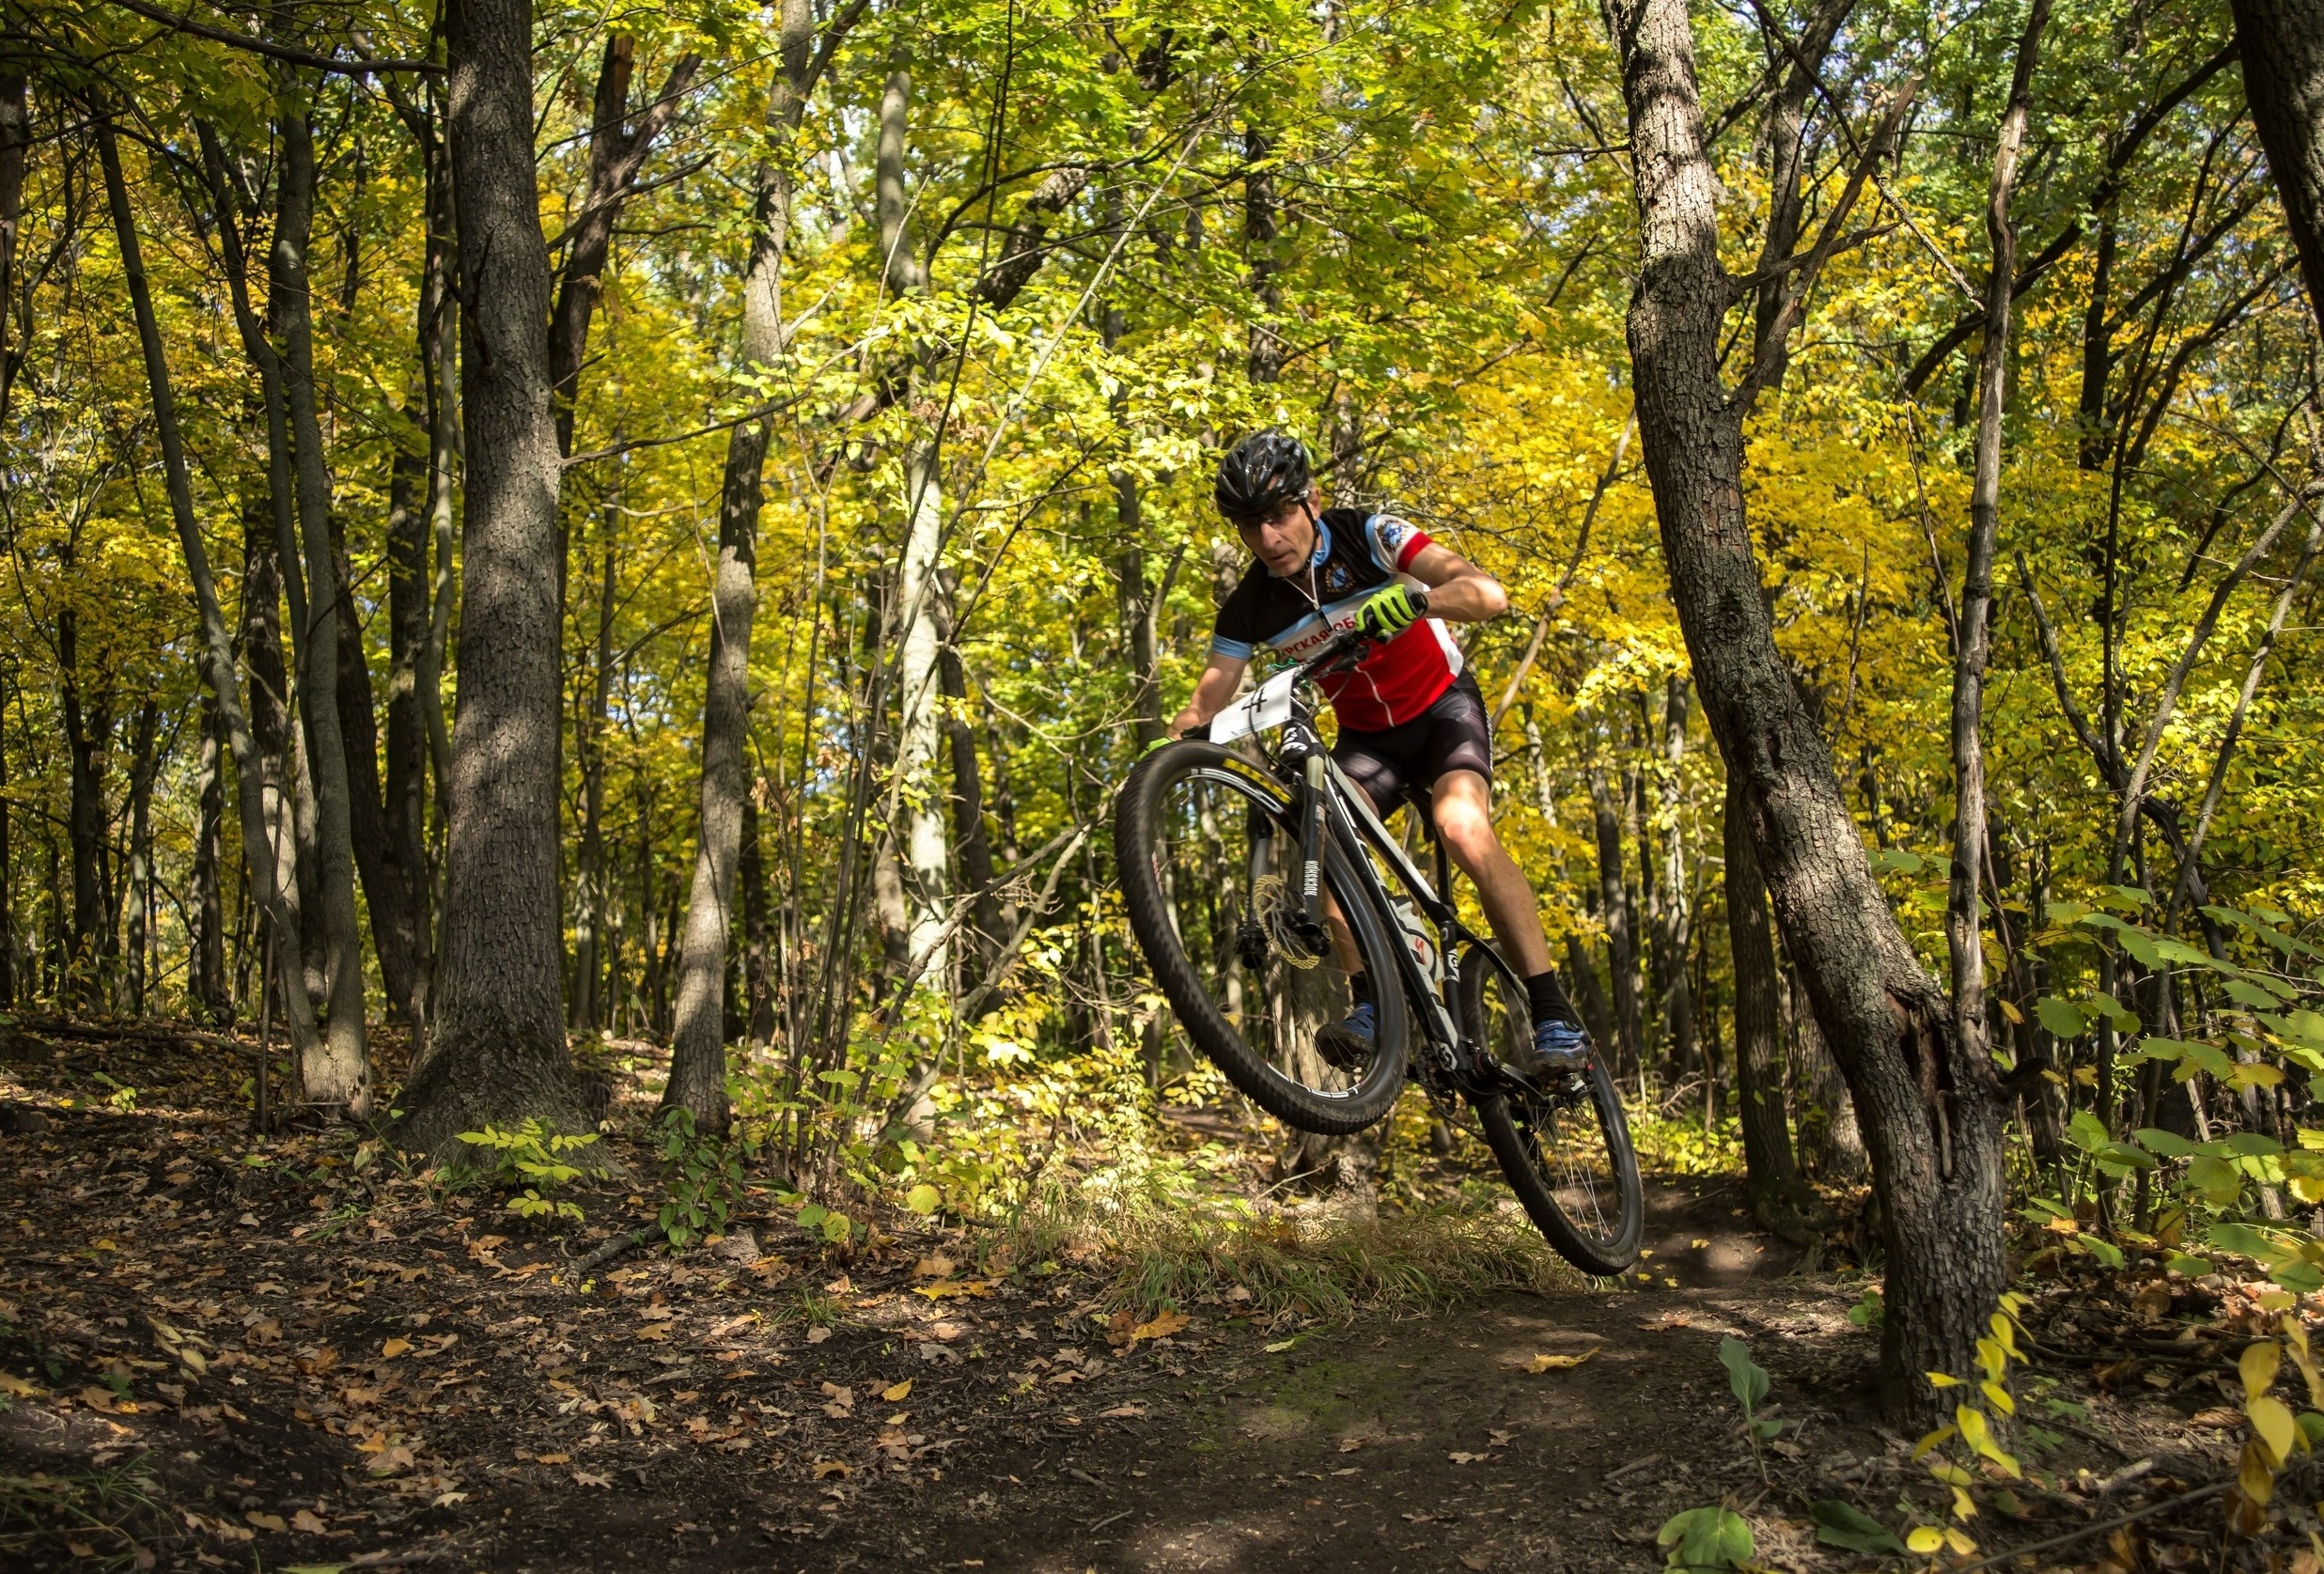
[1332,672,1493,817]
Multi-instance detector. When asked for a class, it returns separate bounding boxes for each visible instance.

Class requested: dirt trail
[10,1024,2227,1574]
[480,1184,1855,1573]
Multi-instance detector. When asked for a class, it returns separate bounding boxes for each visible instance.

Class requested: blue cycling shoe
[1316,999,1377,1070]
[1521,1017,1593,1078]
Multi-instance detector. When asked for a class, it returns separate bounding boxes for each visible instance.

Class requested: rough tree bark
[2232,0,2324,335]
[1950,0,2050,1148]
[394,0,590,1162]
[96,115,320,1060]
[1605,0,2007,1419]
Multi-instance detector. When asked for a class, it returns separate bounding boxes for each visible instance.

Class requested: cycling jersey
[1209,508,1462,731]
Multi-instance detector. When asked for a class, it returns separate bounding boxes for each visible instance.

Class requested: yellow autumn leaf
[1525,1349,1598,1373]
[1906,1526,1944,1553]
[1926,1371,1961,1387]
[2243,1340,2285,1399]
[882,1379,912,1402]
[380,1337,412,1359]
[1980,1379,2015,1415]
[2248,1395,2299,1463]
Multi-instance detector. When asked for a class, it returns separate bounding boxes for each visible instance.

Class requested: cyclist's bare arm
[1167,652,1249,740]
[1404,541,1521,623]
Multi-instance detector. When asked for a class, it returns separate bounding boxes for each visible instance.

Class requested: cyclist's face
[1238,487,1321,577]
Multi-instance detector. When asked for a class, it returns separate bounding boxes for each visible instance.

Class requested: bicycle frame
[1241,684,1520,1098]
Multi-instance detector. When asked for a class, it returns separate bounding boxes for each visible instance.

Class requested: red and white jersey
[1209,509,1460,732]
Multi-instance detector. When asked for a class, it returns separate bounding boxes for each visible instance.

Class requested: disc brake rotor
[1249,871,1326,970]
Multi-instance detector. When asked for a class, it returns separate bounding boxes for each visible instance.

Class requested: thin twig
[1947,1479,2230,1574]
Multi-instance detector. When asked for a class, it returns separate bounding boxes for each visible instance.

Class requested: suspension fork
[1299,753,1328,931]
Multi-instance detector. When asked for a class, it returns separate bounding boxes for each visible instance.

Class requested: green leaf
[2036,997,2087,1038]
[1659,1506,1754,1570]
[2136,1127,2197,1158]
[904,1184,943,1215]
[2067,1109,2112,1152]
[2079,1235,2127,1269]
[2187,1155,2244,1207]
[1718,1335,1770,1411]
[1808,1500,1907,1555]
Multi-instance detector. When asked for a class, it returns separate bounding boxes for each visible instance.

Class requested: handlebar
[1178,629,1378,744]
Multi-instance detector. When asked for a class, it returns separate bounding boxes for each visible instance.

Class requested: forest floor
[0,1016,2301,1572]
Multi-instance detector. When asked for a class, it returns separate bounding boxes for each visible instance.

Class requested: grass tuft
[1004,1160,1582,1321]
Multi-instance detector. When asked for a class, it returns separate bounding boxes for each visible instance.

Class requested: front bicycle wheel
[1462,943,1644,1275]
[1115,741,1408,1134]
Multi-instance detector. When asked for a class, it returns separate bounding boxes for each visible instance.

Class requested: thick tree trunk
[394,0,588,1162]
[2232,0,2324,336]
[1951,0,2049,1148]
[96,116,320,1058]
[274,106,372,1113]
[1607,0,2007,1421]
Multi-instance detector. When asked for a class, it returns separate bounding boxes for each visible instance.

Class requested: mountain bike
[1114,631,1644,1276]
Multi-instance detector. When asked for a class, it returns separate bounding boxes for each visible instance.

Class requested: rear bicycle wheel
[1461,943,1643,1275]
[1115,741,1408,1133]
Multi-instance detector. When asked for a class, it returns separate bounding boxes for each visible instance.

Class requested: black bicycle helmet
[1213,429,1313,523]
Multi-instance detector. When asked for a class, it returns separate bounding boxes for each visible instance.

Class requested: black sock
[1347,969,1373,1005]
[1525,970,1577,1028]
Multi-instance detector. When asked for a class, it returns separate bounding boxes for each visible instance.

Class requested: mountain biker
[1164,429,1593,1076]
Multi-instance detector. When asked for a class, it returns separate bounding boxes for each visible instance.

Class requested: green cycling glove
[1355,584,1429,641]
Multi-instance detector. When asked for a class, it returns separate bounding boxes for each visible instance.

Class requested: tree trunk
[1951,0,2049,1163]
[1606,0,2007,1420]
[120,701,160,1017]
[878,65,952,996]
[935,573,1000,971]
[661,0,820,1126]
[740,795,775,1045]
[1725,775,1816,1240]
[2232,0,2324,336]
[274,105,372,1112]
[394,0,588,1163]
[1589,763,1645,1077]
[0,70,26,423]
[1656,677,1697,1075]
[0,680,15,1007]
[57,607,109,1000]
[241,495,308,1014]
[549,39,702,461]
[571,518,617,1031]
[381,441,432,1021]
[192,695,226,1019]
[95,115,320,1060]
